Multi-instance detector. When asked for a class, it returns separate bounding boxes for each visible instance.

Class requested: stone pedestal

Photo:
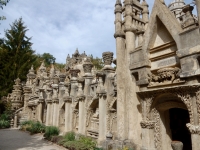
[171,141,183,150]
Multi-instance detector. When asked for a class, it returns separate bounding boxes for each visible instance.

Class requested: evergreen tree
[0,18,37,97]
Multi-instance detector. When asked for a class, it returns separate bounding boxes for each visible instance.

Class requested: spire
[67,54,70,59]
[75,48,79,55]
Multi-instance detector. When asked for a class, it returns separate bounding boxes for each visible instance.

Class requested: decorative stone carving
[10,78,23,110]
[149,67,183,86]
[83,57,93,74]
[140,120,155,129]
[186,123,200,134]
[195,89,200,124]
[59,73,66,82]
[152,108,161,150]
[70,69,80,78]
[102,52,114,70]
[175,91,194,124]
[102,52,113,65]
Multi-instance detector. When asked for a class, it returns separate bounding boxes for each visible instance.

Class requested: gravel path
[0,129,66,150]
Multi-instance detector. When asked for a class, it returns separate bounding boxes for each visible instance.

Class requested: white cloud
[0,0,196,63]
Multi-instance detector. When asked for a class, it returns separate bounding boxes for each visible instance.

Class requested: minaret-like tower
[114,0,127,141]
[114,0,149,147]
[168,0,186,23]
[142,0,149,29]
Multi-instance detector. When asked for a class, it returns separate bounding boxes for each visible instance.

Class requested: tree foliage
[90,55,104,70]
[33,53,56,69]
[0,0,10,20]
[0,18,37,97]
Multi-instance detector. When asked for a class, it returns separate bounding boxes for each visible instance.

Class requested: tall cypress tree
[0,18,37,97]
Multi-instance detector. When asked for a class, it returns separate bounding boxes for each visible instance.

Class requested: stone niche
[86,99,99,139]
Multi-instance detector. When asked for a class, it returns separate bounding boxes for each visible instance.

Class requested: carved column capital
[140,120,155,129]
[63,96,72,103]
[76,95,86,102]
[102,51,114,67]
[59,73,66,82]
[70,69,80,78]
[186,123,200,134]
[83,58,93,74]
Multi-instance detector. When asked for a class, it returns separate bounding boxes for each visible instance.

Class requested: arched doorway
[169,108,192,150]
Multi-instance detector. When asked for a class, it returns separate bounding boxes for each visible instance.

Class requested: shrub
[61,135,97,150]
[44,126,59,139]
[20,120,45,134]
[0,119,10,128]
[58,131,75,145]
[50,135,63,144]
[0,112,11,128]
[78,135,97,150]
[28,121,45,134]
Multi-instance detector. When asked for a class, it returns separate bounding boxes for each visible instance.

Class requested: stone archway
[154,98,192,150]
[137,85,200,150]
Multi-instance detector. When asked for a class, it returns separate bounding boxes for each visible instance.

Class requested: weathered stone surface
[7,0,200,150]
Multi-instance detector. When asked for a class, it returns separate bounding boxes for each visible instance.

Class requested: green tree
[35,53,56,67]
[90,55,104,70]
[0,0,10,20]
[0,18,37,98]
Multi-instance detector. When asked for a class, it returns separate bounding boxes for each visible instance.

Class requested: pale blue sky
[0,0,195,63]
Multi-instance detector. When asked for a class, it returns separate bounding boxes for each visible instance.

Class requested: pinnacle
[74,48,79,55]
[160,0,165,4]
[115,0,122,5]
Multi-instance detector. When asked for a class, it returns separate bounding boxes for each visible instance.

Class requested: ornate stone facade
[7,0,200,150]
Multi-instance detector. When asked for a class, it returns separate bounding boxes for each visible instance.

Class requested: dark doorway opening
[169,108,192,150]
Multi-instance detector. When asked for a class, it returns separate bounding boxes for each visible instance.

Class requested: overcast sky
[0,0,195,63]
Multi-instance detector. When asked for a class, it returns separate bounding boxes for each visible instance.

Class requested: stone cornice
[137,84,200,99]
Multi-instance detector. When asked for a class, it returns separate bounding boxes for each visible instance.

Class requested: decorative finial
[67,54,70,59]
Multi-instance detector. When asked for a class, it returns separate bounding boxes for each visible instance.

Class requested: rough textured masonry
[3,0,200,150]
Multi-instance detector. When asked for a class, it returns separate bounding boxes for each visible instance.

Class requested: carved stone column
[83,58,93,95]
[14,114,18,128]
[23,86,32,112]
[52,82,59,126]
[97,74,107,142]
[70,69,80,97]
[63,96,72,132]
[77,78,86,134]
[140,121,156,150]
[38,88,44,123]
[46,88,52,126]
